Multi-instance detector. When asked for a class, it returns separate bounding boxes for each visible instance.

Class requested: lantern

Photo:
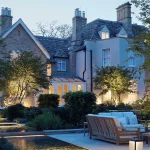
[129,138,143,150]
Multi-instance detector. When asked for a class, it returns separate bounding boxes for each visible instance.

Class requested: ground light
[129,138,143,150]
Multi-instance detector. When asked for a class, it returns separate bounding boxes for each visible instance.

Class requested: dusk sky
[0,0,141,31]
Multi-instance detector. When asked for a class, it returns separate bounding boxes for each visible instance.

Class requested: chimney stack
[72,8,87,45]
[0,7,13,35]
[116,2,132,34]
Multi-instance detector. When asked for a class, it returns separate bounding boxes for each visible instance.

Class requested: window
[102,32,109,39]
[128,51,135,67]
[10,50,20,59]
[47,64,51,76]
[102,49,110,67]
[57,59,66,71]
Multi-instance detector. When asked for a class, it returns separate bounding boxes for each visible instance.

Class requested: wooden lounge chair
[86,115,140,145]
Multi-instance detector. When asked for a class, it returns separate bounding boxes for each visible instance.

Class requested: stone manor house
[0,2,146,107]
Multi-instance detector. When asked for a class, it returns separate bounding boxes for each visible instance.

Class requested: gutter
[90,50,93,92]
[83,48,86,80]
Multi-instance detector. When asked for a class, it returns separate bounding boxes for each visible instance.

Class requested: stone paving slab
[49,133,150,150]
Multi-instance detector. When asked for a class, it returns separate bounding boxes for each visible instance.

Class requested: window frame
[102,32,109,39]
[128,51,136,67]
[57,59,67,71]
[102,48,111,67]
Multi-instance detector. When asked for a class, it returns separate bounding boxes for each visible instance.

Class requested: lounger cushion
[98,113,111,116]
[122,112,134,124]
[111,112,124,118]
[118,118,127,125]
[128,115,138,125]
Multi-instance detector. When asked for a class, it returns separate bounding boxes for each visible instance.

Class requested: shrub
[0,109,7,118]
[24,107,42,121]
[7,104,24,121]
[93,104,108,113]
[27,112,62,130]
[0,138,17,150]
[38,94,59,108]
[63,91,96,125]
[116,103,132,111]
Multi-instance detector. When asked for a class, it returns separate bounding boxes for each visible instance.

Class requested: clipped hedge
[7,104,24,121]
[38,94,59,108]
[63,91,96,125]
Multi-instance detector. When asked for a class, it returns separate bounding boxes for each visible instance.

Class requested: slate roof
[36,36,71,57]
[36,19,145,57]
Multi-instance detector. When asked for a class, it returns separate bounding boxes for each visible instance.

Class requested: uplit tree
[93,66,136,103]
[0,51,49,106]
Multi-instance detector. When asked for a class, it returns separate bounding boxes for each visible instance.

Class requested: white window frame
[57,59,66,71]
[10,50,20,60]
[102,32,109,39]
[102,49,110,67]
[128,51,135,67]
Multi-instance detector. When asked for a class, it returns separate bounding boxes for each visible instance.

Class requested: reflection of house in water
[0,2,146,107]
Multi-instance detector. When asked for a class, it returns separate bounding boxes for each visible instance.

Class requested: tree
[34,21,72,38]
[130,0,150,92]
[93,66,136,103]
[0,51,49,106]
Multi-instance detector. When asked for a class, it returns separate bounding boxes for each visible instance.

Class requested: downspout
[83,48,86,80]
[90,50,93,92]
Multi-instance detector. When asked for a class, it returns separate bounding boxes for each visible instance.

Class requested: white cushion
[123,124,143,128]
[118,117,127,126]
[128,115,138,125]
[98,113,111,116]
[111,112,124,118]
[122,112,134,124]
[122,112,134,117]
[87,114,98,116]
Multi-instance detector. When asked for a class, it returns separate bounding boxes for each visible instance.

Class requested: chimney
[116,2,132,33]
[72,8,87,46]
[0,7,13,35]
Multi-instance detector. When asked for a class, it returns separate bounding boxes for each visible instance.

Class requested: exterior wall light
[129,138,143,150]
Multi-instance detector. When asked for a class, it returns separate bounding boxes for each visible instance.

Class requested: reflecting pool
[8,135,87,150]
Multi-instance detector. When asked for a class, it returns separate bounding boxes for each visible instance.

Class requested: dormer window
[102,32,109,39]
[116,27,128,38]
[98,25,110,40]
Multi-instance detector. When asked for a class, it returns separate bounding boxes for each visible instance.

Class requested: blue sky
[0,0,141,31]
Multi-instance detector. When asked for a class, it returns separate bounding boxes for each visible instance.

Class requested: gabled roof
[36,36,71,57]
[1,19,50,59]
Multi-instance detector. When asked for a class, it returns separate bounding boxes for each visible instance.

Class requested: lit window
[102,49,110,67]
[102,32,109,39]
[57,59,66,71]
[128,51,135,67]
[47,64,51,76]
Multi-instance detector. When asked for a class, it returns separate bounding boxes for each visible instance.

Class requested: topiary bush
[63,91,96,125]
[27,112,62,130]
[7,104,25,121]
[38,94,59,108]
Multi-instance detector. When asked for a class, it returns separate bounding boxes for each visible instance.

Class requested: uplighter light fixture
[129,138,143,150]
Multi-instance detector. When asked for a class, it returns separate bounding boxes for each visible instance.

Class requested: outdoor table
[142,132,150,147]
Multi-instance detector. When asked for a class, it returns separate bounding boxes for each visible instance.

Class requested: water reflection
[8,136,86,150]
